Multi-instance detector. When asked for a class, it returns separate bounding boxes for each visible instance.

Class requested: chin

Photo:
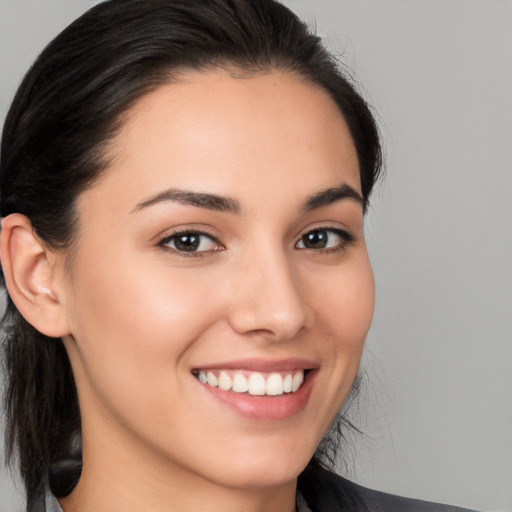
[212,467,304,490]
[203,445,314,490]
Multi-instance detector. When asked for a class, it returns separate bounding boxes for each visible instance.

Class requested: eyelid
[295,226,356,252]
[155,224,355,257]
[157,228,224,256]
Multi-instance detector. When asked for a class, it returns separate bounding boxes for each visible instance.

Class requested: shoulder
[298,466,478,512]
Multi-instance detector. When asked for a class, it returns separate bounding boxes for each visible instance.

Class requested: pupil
[175,234,200,251]
[304,230,327,248]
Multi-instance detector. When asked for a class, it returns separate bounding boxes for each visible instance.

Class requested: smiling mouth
[192,369,307,396]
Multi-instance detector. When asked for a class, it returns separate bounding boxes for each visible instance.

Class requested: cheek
[70,256,218,342]
[288,255,374,441]
[309,255,375,347]
[307,254,374,390]
[63,256,227,403]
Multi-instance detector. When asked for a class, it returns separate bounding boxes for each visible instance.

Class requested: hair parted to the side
[0,0,382,508]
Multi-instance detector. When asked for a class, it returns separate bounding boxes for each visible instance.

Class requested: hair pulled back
[1,0,381,507]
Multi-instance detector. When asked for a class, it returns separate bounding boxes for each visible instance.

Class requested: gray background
[0,1,511,511]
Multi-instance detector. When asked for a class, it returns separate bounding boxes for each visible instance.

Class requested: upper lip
[192,358,318,373]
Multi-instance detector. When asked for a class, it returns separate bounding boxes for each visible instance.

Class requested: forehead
[86,70,361,213]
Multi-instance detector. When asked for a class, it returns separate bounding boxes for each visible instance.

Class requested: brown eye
[300,230,329,249]
[160,231,221,253]
[295,228,354,251]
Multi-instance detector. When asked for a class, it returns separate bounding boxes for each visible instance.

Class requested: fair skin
[1,71,374,512]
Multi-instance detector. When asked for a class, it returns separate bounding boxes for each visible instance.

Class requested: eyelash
[296,227,356,254]
[157,227,356,258]
[158,229,223,258]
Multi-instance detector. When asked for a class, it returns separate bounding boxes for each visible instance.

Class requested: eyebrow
[134,189,241,214]
[133,182,363,215]
[301,183,363,211]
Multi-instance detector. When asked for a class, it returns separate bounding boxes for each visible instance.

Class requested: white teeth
[206,371,218,387]
[266,373,284,396]
[218,371,232,391]
[283,373,293,393]
[197,369,306,395]
[232,373,249,393]
[248,372,266,395]
[291,371,304,392]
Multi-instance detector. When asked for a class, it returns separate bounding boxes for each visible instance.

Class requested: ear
[0,214,71,337]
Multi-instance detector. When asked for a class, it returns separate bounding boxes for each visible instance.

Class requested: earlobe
[0,213,71,338]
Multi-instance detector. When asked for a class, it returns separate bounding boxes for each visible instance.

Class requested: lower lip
[198,371,316,421]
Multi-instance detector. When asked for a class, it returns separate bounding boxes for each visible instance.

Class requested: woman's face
[57,71,374,490]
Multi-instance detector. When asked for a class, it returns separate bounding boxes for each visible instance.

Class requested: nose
[226,248,312,342]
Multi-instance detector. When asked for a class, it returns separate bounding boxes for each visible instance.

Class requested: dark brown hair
[0,0,382,508]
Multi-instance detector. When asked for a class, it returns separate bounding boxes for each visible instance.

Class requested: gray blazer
[298,467,478,512]
[39,466,478,512]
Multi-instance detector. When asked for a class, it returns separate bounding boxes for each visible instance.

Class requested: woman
[0,1,478,511]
